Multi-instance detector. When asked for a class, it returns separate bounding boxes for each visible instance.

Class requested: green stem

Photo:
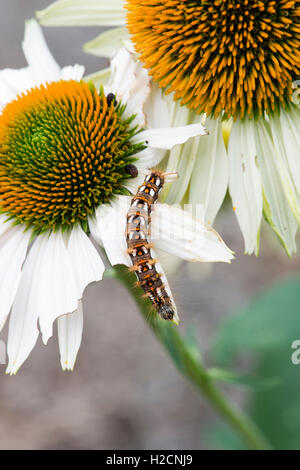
[105,265,272,450]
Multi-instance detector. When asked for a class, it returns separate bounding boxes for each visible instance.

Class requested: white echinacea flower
[38,0,300,256]
[0,20,233,374]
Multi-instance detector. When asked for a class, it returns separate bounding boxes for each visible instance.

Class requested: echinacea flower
[0,19,233,374]
[37,0,300,256]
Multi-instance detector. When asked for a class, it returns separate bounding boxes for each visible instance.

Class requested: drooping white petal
[57,301,83,371]
[39,226,105,344]
[37,0,126,26]
[7,235,48,375]
[61,64,85,81]
[269,107,300,224]
[22,19,61,86]
[90,196,233,268]
[189,117,228,225]
[84,27,129,58]
[151,204,234,263]
[254,118,297,255]
[228,118,262,255]
[135,123,208,150]
[0,218,31,331]
[6,227,104,374]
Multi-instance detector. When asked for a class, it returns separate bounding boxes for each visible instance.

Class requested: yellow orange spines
[126,0,300,119]
[0,80,144,233]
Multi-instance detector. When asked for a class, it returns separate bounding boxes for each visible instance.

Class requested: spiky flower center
[127,0,300,119]
[0,80,143,233]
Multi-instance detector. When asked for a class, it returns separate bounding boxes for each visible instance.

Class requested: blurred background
[0,0,300,450]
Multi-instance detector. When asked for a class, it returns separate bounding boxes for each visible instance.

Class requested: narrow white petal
[165,135,201,204]
[0,220,31,330]
[89,197,131,267]
[254,119,297,255]
[22,19,61,85]
[61,64,85,81]
[135,123,208,150]
[37,0,126,26]
[84,27,129,58]
[58,301,83,371]
[39,226,105,344]
[228,118,262,254]
[189,117,228,225]
[151,204,234,263]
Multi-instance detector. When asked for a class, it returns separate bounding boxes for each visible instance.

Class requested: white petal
[6,227,104,374]
[151,204,234,263]
[254,118,297,255]
[39,226,105,344]
[37,0,126,26]
[269,107,300,224]
[125,61,150,126]
[189,117,228,224]
[84,27,129,58]
[7,235,47,375]
[89,197,131,267]
[228,118,262,255]
[108,47,151,126]
[135,123,208,150]
[57,301,83,371]
[0,219,31,331]
[135,147,166,168]
[278,107,300,194]
[0,67,34,102]
[89,199,180,324]
[108,47,136,103]
[144,82,171,129]
[22,19,61,85]
[61,64,85,81]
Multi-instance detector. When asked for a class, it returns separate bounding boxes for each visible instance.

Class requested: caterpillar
[126,169,179,323]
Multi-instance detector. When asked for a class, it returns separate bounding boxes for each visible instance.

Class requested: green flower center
[0,80,143,233]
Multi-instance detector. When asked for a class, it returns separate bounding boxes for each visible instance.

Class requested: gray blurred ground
[0,0,299,450]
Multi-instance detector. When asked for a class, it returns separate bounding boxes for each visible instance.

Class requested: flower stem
[105,265,272,450]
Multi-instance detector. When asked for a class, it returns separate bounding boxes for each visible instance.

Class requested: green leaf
[206,368,280,390]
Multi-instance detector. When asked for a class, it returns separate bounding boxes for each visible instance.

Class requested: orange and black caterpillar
[126,170,176,322]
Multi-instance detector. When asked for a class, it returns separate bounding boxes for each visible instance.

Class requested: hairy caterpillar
[126,170,178,323]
